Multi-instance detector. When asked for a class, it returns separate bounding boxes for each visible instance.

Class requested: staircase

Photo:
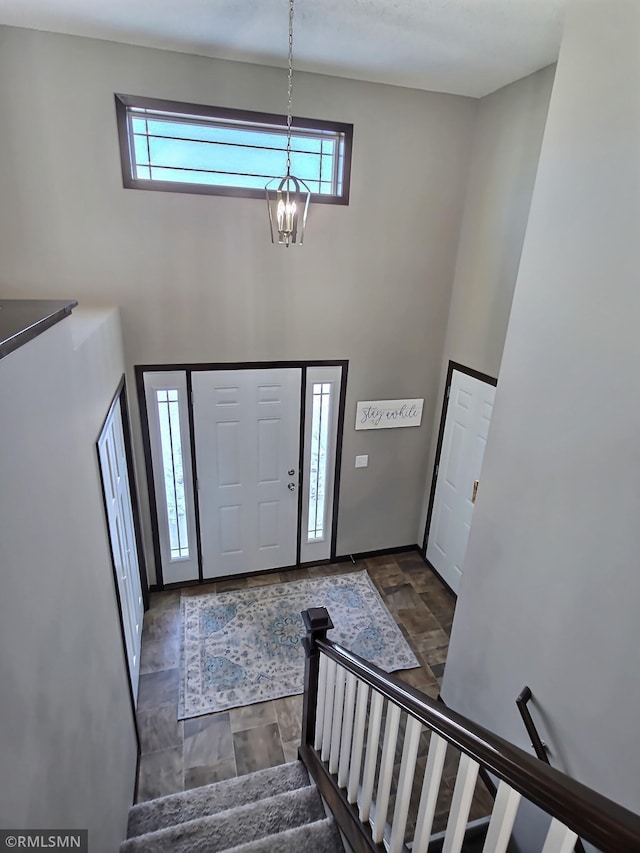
[120,761,344,852]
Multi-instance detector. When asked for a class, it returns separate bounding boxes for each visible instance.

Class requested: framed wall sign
[355,399,424,430]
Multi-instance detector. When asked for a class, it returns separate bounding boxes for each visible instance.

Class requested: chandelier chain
[286,0,294,173]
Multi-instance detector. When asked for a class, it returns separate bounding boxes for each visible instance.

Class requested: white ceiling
[0,0,567,98]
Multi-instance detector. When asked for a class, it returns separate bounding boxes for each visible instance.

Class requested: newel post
[300,607,334,749]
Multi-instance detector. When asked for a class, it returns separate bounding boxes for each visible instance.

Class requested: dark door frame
[96,374,149,798]
[421,361,497,563]
[136,360,349,589]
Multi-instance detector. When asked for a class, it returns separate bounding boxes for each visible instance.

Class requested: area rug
[178,571,419,718]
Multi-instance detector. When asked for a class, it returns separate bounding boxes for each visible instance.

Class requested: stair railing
[300,607,640,853]
[516,686,586,853]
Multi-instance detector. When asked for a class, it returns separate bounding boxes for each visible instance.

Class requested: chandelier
[265,0,311,246]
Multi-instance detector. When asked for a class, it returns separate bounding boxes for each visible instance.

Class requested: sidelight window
[308,383,332,542]
[156,389,190,560]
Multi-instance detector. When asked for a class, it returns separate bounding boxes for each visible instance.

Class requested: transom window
[115,94,352,203]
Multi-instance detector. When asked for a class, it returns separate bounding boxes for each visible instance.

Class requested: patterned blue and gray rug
[178,571,419,718]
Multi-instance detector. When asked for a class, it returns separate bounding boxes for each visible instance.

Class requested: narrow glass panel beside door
[143,370,199,584]
[156,389,189,560]
[308,382,332,541]
[300,366,342,563]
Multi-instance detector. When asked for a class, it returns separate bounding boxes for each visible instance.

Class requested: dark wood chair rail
[313,635,640,851]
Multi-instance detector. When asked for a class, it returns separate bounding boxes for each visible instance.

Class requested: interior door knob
[288,482,296,491]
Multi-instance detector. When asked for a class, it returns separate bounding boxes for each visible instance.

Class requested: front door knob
[288,482,296,491]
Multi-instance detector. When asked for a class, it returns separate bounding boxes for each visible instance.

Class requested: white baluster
[338,672,357,788]
[321,658,337,762]
[314,654,328,751]
[373,702,402,843]
[541,819,579,853]
[329,665,346,773]
[359,690,384,823]
[348,680,369,804]
[389,715,422,853]
[481,780,521,853]
[412,732,447,853]
[442,752,480,853]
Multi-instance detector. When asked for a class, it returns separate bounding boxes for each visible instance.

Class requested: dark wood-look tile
[401,562,446,593]
[363,558,408,589]
[394,551,428,569]
[134,549,463,812]
[136,746,183,803]
[182,581,217,597]
[230,700,278,733]
[430,662,446,682]
[432,778,456,834]
[140,637,179,675]
[216,578,249,592]
[397,604,443,636]
[399,664,439,694]
[138,704,183,755]
[183,712,234,768]
[282,739,301,763]
[281,567,310,581]
[274,695,303,743]
[185,759,237,790]
[142,608,181,643]
[137,668,179,710]
[469,776,495,820]
[381,583,425,612]
[148,590,181,613]
[307,563,345,577]
[233,723,285,776]
[420,644,450,668]
[245,572,282,588]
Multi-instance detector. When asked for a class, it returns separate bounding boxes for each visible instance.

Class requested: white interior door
[426,369,496,594]
[98,395,144,699]
[192,368,301,578]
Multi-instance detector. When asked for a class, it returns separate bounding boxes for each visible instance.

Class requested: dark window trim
[115,93,353,205]
[421,361,498,569]
[136,360,348,589]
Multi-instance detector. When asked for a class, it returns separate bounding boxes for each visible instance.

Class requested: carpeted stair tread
[223,816,344,852]
[120,783,325,853]
[127,760,309,838]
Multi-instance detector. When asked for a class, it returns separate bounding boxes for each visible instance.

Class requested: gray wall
[0,26,477,581]
[0,309,137,851]
[418,66,555,543]
[442,0,640,837]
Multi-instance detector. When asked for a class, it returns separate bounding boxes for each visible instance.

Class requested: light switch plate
[355,455,369,468]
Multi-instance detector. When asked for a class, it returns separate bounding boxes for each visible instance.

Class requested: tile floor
[134,550,491,830]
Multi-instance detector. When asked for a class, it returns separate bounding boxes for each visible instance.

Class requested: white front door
[98,395,144,698]
[426,369,496,594]
[192,368,301,578]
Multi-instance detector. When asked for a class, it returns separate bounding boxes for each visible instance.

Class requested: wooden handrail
[516,685,549,764]
[516,686,586,853]
[311,633,640,851]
